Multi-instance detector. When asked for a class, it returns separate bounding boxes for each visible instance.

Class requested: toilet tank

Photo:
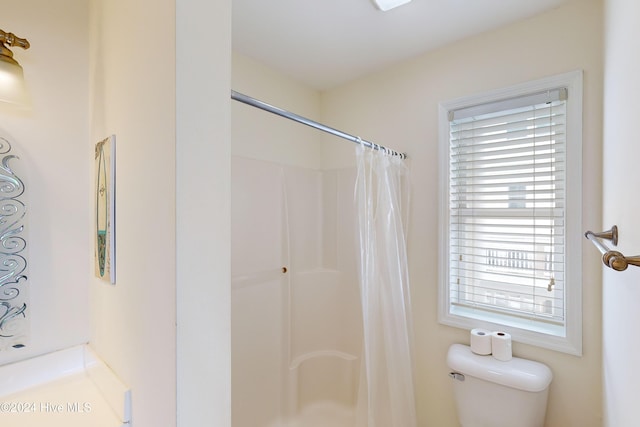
[447,344,553,427]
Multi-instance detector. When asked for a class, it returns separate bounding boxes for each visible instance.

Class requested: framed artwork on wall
[95,135,116,284]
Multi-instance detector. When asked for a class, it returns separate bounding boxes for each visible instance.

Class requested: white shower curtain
[354,145,417,427]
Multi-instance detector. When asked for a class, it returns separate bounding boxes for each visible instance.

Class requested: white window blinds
[448,89,567,327]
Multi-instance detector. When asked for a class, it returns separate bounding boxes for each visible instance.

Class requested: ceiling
[232,0,576,90]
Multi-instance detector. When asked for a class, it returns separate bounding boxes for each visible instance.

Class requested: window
[438,72,582,355]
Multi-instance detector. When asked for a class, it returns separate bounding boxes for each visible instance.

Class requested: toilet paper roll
[491,331,512,362]
[470,328,492,355]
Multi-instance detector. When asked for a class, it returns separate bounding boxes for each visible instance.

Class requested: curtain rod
[231,90,407,159]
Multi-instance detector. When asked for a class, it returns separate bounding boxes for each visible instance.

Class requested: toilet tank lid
[447,344,553,392]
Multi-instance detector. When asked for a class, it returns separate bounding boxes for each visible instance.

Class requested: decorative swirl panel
[0,133,28,351]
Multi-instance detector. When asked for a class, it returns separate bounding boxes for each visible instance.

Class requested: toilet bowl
[447,343,552,427]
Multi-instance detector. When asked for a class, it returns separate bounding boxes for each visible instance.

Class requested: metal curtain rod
[231,90,407,159]
[585,225,640,271]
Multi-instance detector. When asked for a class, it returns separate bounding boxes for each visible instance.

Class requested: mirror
[0,130,28,351]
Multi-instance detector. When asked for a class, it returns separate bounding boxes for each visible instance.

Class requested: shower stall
[231,156,362,426]
[230,87,416,426]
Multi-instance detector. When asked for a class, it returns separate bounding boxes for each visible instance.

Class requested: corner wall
[232,52,323,169]
[321,0,604,425]
[177,0,232,426]
[89,0,177,426]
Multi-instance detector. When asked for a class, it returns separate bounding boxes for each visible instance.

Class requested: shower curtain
[354,145,417,427]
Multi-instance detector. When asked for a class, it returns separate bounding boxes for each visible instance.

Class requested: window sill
[439,305,582,356]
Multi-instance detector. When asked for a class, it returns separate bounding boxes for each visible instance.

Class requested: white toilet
[447,343,553,427]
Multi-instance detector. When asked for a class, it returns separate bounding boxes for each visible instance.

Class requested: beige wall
[2,0,233,426]
[89,0,177,426]
[176,0,232,426]
[232,53,323,169]
[90,0,234,425]
[0,0,91,366]
[321,0,603,425]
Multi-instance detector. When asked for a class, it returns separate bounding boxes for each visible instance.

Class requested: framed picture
[95,135,116,284]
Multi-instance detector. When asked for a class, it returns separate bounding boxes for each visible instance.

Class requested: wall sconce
[0,29,30,106]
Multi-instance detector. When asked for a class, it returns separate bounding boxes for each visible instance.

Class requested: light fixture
[371,0,412,12]
[0,29,30,106]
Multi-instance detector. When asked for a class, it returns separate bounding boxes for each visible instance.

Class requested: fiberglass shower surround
[230,91,416,427]
[231,157,362,426]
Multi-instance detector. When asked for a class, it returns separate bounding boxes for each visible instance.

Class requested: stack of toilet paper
[469,328,512,361]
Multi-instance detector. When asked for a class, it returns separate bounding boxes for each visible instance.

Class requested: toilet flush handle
[449,372,465,381]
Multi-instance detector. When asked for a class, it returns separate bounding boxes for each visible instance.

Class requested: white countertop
[0,345,130,427]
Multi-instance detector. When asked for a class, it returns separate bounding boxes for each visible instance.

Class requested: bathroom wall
[2,0,232,426]
[0,0,92,366]
[232,53,323,167]
[90,1,233,426]
[176,1,233,426]
[602,0,640,425]
[320,0,604,425]
[89,0,177,426]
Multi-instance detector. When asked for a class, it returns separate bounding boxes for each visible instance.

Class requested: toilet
[447,343,553,427]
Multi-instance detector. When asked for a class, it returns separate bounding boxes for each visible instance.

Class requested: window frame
[438,71,583,356]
